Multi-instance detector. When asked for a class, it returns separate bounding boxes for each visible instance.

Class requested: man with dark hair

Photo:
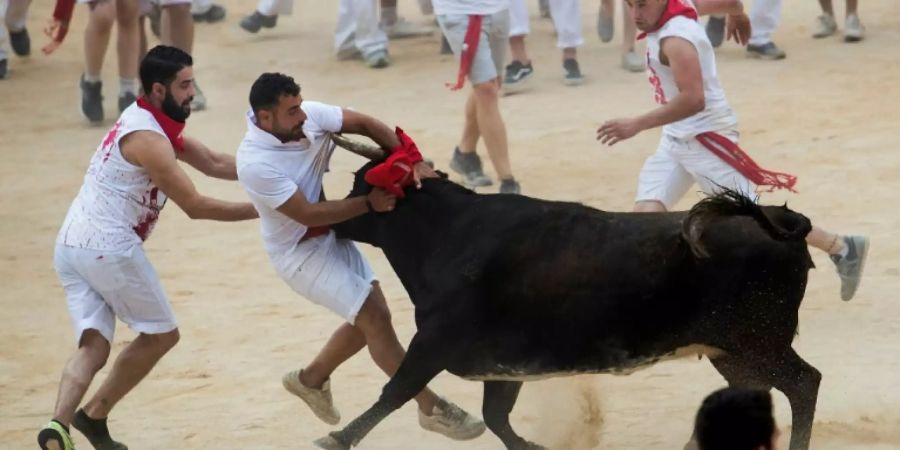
[694,387,779,450]
[236,72,486,442]
[37,45,258,450]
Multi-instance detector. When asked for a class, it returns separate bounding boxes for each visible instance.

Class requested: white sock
[83,73,101,83]
[119,78,139,97]
[837,237,850,258]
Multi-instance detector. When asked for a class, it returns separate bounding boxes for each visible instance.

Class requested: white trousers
[334,0,387,57]
[509,0,582,49]
[749,0,783,46]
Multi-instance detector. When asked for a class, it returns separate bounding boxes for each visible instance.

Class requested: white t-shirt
[645,15,738,139]
[432,0,508,15]
[236,101,343,277]
[57,103,173,251]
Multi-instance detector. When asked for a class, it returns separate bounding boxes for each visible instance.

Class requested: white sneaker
[844,14,865,42]
[622,51,645,73]
[282,370,341,425]
[813,14,837,38]
[418,398,486,441]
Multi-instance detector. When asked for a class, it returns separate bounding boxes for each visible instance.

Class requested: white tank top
[645,15,738,139]
[57,103,172,251]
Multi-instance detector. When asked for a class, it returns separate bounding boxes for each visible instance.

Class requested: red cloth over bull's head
[363,127,423,198]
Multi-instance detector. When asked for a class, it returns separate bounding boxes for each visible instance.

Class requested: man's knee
[355,290,393,335]
[144,328,180,353]
[77,329,112,373]
[472,79,500,101]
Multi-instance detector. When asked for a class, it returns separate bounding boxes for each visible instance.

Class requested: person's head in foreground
[695,386,780,450]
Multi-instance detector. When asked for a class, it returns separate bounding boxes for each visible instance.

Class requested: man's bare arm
[121,131,257,221]
[633,37,706,131]
[276,188,395,228]
[339,109,401,149]
[693,0,743,16]
[178,136,238,180]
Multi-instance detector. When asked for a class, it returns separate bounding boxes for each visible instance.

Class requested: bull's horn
[332,133,388,161]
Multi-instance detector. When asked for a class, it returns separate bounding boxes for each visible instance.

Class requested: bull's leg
[314,333,447,450]
[708,349,821,450]
[483,381,544,450]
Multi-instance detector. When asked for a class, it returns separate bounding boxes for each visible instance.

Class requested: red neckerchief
[446,15,484,90]
[364,127,424,198]
[136,97,185,152]
[637,0,699,40]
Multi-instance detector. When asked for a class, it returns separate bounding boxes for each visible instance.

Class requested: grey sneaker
[449,147,492,187]
[562,58,584,86]
[282,370,341,425]
[384,17,433,39]
[499,178,521,194]
[813,14,838,38]
[622,51,645,73]
[502,60,534,95]
[746,42,786,60]
[706,16,725,48]
[597,6,614,42]
[418,398,486,440]
[10,27,31,56]
[190,80,206,111]
[365,49,391,69]
[844,14,865,42]
[80,75,104,123]
[830,235,869,301]
[193,3,226,22]
[539,0,550,19]
[240,11,277,33]
[118,92,137,114]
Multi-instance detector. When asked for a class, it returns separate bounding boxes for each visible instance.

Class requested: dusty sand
[2,1,899,448]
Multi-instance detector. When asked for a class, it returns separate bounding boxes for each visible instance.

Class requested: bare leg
[818,0,834,16]
[160,3,193,53]
[84,0,116,78]
[459,89,480,153]
[509,35,529,64]
[51,330,111,426]
[473,79,512,180]
[116,0,140,97]
[82,329,180,418]
[353,284,440,413]
[562,46,576,61]
[845,0,857,16]
[298,323,366,389]
[622,1,637,53]
[805,226,844,255]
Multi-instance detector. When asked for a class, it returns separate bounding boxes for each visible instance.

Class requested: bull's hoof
[313,434,350,450]
[516,442,547,450]
[683,438,699,450]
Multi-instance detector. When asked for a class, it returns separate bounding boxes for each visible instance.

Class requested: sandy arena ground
[2,1,900,448]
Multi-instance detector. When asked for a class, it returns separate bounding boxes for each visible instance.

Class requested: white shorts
[54,244,177,343]
[282,232,377,325]
[438,10,510,85]
[636,130,757,210]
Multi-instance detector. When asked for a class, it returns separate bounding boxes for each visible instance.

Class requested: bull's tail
[682,188,812,258]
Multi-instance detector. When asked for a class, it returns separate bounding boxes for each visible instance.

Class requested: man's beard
[272,123,304,143]
[162,91,191,123]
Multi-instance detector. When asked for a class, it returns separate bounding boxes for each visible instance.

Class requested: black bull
[317,161,821,450]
